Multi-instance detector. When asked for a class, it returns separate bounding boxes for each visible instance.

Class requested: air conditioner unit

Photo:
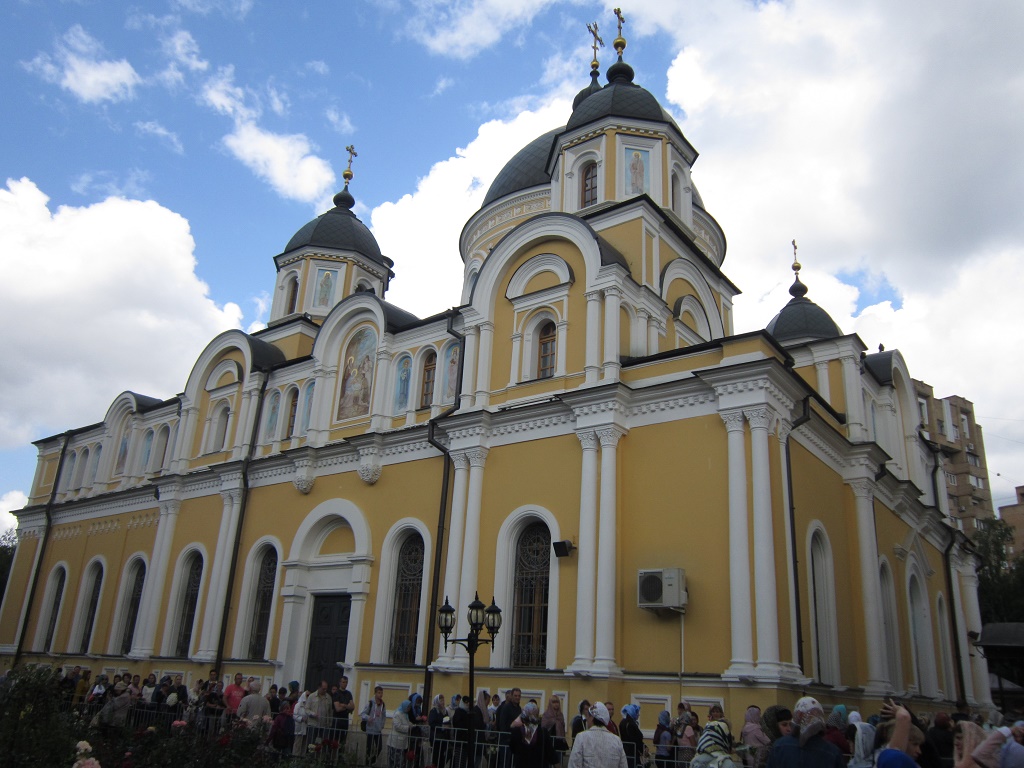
[638,568,687,612]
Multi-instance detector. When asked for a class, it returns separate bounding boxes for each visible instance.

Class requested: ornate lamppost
[437,591,502,713]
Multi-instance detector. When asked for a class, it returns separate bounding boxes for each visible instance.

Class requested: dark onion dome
[573,68,603,109]
[482,126,564,206]
[566,55,682,133]
[766,271,843,344]
[282,184,385,265]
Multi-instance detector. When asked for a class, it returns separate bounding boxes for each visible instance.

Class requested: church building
[0,22,993,723]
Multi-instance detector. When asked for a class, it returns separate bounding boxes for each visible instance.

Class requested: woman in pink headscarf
[740,706,771,768]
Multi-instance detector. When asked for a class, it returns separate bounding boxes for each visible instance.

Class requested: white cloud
[372,97,570,317]
[268,85,290,117]
[0,178,241,464]
[222,122,336,204]
[70,168,151,198]
[200,65,259,121]
[135,120,184,154]
[432,77,454,97]
[306,60,329,76]
[402,0,554,59]
[162,29,208,72]
[0,490,26,534]
[172,0,254,20]
[23,25,142,104]
[326,108,354,134]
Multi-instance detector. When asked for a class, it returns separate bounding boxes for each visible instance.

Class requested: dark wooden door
[304,594,351,692]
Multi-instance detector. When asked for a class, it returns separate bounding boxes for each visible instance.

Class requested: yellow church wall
[267,332,314,360]
[598,219,644,280]
[523,270,562,294]
[0,534,40,646]
[619,349,725,384]
[792,364,816,391]
[620,306,632,357]
[31,452,60,502]
[319,521,356,555]
[664,279,698,316]
[617,417,732,674]
[828,361,848,415]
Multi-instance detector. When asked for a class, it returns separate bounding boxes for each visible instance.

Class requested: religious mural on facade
[337,327,376,420]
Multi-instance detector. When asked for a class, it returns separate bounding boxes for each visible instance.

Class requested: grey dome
[566,58,681,133]
[283,186,384,265]
[482,127,562,206]
[766,276,843,343]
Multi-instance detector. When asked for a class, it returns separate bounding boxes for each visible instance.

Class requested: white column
[593,426,624,675]
[439,452,471,665]
[509,332,522,385]
[306,367,334,448]
[568,430,599,673]
[745,407,780,677]
[474,323,494,409]
[840,355,866,441]
[849,479,889,694]
[602,287,621,381]
[130,498,180,659]
[175,406,200,472]
[776,423,802,677]
[231,388,253,460]
[722,411,754,676]
[276,578,308,684]
[585,291,602,385]
[556,320,569,376]
[961,569,992,706]
[454,447,488,666]
[461,326,478,409]
[950,565,976,706]
[370,348,393,430]
[814,361,831,402]
[648,317,661,356]
[195,488,241,661]
[636,309,651,357]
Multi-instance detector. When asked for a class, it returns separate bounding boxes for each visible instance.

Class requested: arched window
[153,427,170,472]
[390,534,425,665]
[247,546,278,660]
[420,352,437,409]
[511,521,551,668]
[581,163,598,208]
[88,445,102,485]
[174,553,203,658]
[671,171,681,214]
[537,321,556,379]
[140,430,154,473]
[114,433,129,475]
[211,403,230,452]
[809,529,840,685]
[118,560,146,655]
[283,389,299,440]
[264,392,281,441]
[936,595,955,697]
[285,274,299,314]
[77,562,104,654]
[908,571,937,696]
[62,453,77,492]
[42,567,66,652]
[880,561,902,688]
[300,382,315,435]
[72,448,89,489]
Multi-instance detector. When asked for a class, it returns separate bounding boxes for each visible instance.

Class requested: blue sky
[3,0,1024,530]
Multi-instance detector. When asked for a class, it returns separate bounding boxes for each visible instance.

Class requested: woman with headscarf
[740,706,771,768]
[620,704,645,768]
[691,720,740,768]
[766,697,844,768]
[430,694,452,768]
[760,707,792,745]
[390,700,415,768]
[654,711,675,768]
[569,703,628,768]
[954,721,988,768]
[848,721,877,768]
[542,695,567,752]
[510,701,560,768]
[572,700,592,742]
[824,705,851,755]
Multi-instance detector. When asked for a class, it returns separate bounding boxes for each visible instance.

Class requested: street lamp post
[437,592,502,761]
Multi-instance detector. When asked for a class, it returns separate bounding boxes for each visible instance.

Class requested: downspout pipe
[423,310,465,703]
[14,431,71,666]
[213,366,272,680]
[923,430,967,703]
[786,397,811,674]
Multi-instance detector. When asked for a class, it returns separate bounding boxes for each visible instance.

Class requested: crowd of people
[57,667,1024,768]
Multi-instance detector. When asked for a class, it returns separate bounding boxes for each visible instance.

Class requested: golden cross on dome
[343,144,357,182]
[792,239,801,273]
[613,8,625,37]
[587,21,604,63]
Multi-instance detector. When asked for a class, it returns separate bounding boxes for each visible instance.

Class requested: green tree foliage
[974,518,1024,624]
[0,527,16,600]
[0,664,75,768]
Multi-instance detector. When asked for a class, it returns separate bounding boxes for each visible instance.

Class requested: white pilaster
[636,309,651,357]
[130,498,180,659]
[960,569,992,706]
[745,407,781,677]
[593,426,624,676]
[776,423,803,678]
[849,479,890,694]
[509,332,522,386]
[585,291,602,385]
[474,323,494,409]
[950,563,976,706]
[306,367,334,448]
[722,410,755,677]
[453,447,488,667]
[438,452,470,665]
[814,361,831,402]
[602,287,621,382]
[461,327,478,409]
[840,355,866,442]
[195,488,241,661]
[567,430,599,673]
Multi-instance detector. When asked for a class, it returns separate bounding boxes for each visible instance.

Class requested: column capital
[815,360,830,371]
[585,290,602,302]
[743,406,773,431]
[721,410,746,433]
[576,429,599,452]
[637,308,651,321]
[596,425,626,448]
[847,478,875,499]
[158,499,182,517]
[467,447,489,468]
[451,451,471,470]
[603,285,622,299]
[776,421,793,443]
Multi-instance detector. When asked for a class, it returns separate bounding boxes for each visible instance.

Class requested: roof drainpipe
[214,366,272,680]
[923,430,967,703]
[14,431,71,666]
[423,310,465,704]
[787,397,812,674]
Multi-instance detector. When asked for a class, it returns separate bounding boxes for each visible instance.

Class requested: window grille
[120,562,146,655]
[44,569,66,652]
[538,322,556,379]
[511,522,550,668]
[79,565,103,654]
[175,555,203,658]
[581,164,598,208]
[420,354,436,409]
[247,547,278,659]
[390,535,424,665]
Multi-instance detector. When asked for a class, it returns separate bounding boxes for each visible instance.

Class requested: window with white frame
[967,453,981,467]
[117,560,146,655]
[945,471,957,485]
[88,445,103,485]
[581,162,598,208]
[420,352,436,409]
[390,533,424,665]
[75,561,104,654]
[264,391,281,442]
[140,430,154,473]
[283,388,299,440]
[969,475,984,489]
[173,552,203,658]
[210,402,231,452]
[247,546,278,660]
[41,567,67,653]
[510,521,551,669]
[537,321,556,379]
[153,427,170,472]
[809,528,840,685]
[285,273,299,315]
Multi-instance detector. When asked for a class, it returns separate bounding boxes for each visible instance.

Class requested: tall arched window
[119,560,146,655]
[88,445,102,485]
[62,453,77,492]
[908,571,937,696]
[285,274,299,314]
[300,381,316,435]
[211,403,230,452]
[77,562,104,654]
[174,553,203,658]
[42,568,66,653]
[581,163,598,208]
[140,430,154,472]
[671,171,681,214]
[420,352,436,409]
[390,534,425,665]
[809,529,839,685]
[511,522,550,668]
[153,427,170,472]
[537,321,556,379]
[880,561,901,688]
[247,546,278,660]
[283,389,299,440]
[936,595,955,697]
